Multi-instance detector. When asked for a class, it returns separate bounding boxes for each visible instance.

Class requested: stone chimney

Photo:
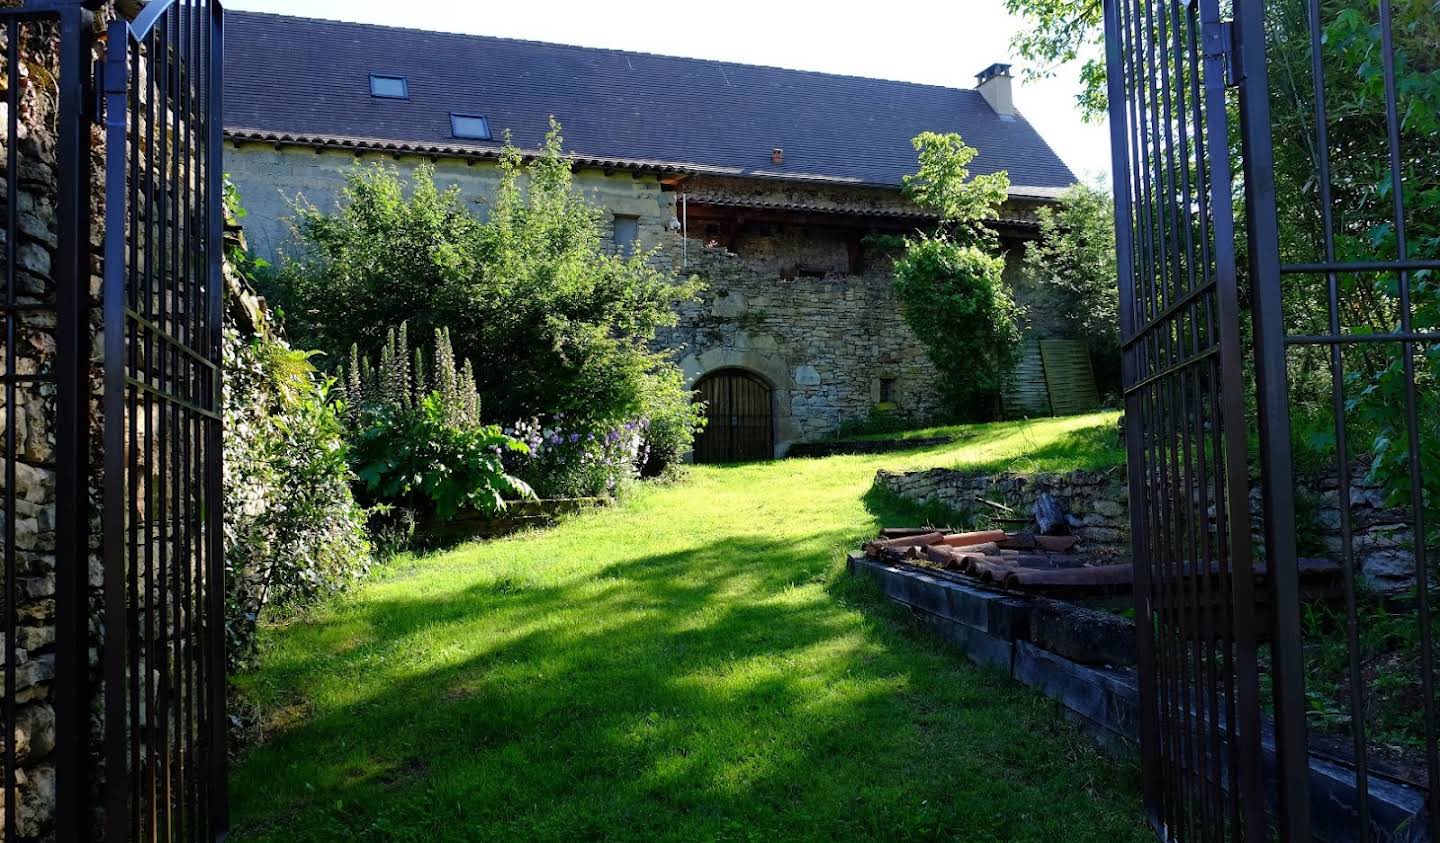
[975,63,1014,118]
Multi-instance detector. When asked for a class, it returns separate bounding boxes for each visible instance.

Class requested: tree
[266,120,704,466]
[1003,0,1105,120]
[1023,183,1120,395]
[893,132,1021,419]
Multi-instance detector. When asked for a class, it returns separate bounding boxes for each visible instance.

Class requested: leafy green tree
[1023,183,1121,394]
[893,132,1021,419]
[1003,0,1105,120]
[268,120,703,451]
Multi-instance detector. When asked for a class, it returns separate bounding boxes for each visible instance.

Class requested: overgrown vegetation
[266,120,704,472]
[343,324,534,523]
[222,184,371,666]
[223,325,372,667]
[1298,589,1440,780]
[891,132,1021,420]
[1023,182,1121,397]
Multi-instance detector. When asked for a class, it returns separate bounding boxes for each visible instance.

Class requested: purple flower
[569,433,581,444]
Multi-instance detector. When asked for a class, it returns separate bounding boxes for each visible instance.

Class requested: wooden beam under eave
[681,203,922,234]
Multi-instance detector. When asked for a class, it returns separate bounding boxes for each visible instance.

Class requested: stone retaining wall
[849,552,1429,838]
[875,463,1418,595]
[874,467,1131,561]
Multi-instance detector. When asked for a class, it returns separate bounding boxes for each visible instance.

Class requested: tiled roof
[223,11,1078,191]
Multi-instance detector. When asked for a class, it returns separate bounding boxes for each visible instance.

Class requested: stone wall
[875,462,1420,595]
[659,243,942,450]
[225,143,678,264]
[875,468,1131,560]
[5,5,147,834]
[0,14,88,836]
[1286,463,1416,596]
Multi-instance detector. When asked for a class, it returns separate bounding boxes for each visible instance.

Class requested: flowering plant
[503,414,650,498]
[343,323,533,518]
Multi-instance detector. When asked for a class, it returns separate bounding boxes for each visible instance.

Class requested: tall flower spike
[461,358,479,423]
[347,343,363,422]
[396,321,412,408]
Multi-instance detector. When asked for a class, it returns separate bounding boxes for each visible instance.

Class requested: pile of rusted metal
[863,528,1133,593]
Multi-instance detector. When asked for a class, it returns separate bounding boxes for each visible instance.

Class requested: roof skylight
[369,75,408,98]
[450,113,492,141]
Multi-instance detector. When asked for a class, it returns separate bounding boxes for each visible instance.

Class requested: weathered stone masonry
[658,244,941,450]
[876,460,1419,595]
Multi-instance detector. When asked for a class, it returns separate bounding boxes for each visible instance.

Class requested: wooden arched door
[694,369,774,463]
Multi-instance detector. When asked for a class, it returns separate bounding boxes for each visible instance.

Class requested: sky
[224,0,1112,186]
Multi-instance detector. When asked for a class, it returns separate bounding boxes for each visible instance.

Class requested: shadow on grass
[231,523,1146,842]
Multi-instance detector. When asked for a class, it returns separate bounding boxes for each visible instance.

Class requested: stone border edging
[418,497,614,544]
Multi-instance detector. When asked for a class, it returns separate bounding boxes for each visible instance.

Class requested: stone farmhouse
[223,12,1087,460]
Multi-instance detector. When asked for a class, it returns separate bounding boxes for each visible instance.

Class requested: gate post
[1231,1,1312,838]
[51,4,96,839]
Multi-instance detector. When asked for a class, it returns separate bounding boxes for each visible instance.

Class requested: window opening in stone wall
[880,378,896,404]
[612,214,639,257]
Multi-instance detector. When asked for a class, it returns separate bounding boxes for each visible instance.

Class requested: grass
[837,414,1126,476]
[230,411,1146,842]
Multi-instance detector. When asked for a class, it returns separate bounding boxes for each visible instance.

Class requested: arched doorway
[693,369,775,463]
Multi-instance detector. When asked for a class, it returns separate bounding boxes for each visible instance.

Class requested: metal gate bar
[102,1,226,839]
[1106,0,1267,837]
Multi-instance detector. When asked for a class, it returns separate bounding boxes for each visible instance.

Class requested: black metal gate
[694,369,774,463]
[2,1,226,839]
[100,1,227,840]
[1106,0,1266,836]
[1110,0,1439,839]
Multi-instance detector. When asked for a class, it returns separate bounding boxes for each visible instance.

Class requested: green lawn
[230,411,1146,842]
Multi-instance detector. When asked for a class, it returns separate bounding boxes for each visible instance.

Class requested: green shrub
[634,365,704,477]
[267,119,702,445]
[343,324,533,520]
[352,394,533,519]
[503,416,648,499]
[894,238,1019,418]
[892,132,1021,420]
[223,328,371,668]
